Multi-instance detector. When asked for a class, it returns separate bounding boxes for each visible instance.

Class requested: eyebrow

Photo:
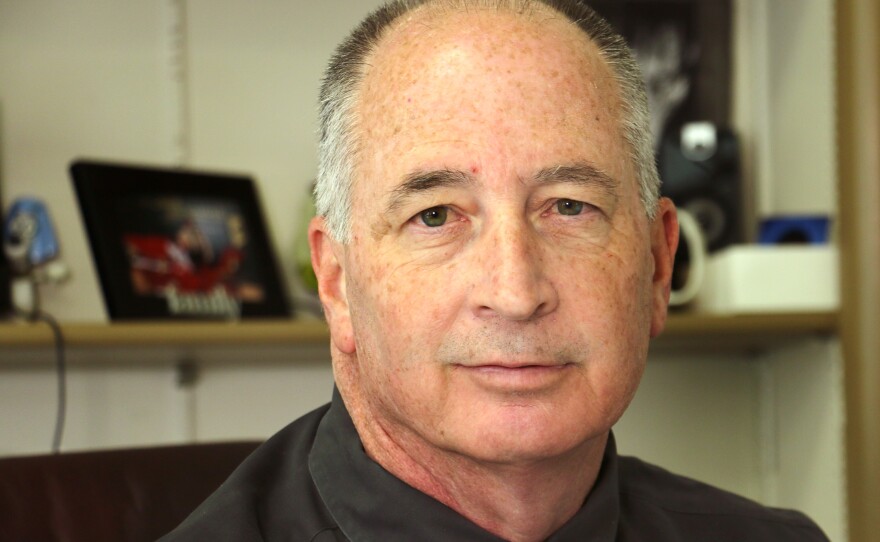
[383,162,619,215]
[385,168,474,215]
[533,163,619,198]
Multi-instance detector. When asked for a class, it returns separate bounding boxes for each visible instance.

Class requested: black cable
[33,310,67,454]
[17,275,67,454]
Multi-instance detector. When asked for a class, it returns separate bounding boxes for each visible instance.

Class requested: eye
[419,206,448,227]
[556,199,584,216]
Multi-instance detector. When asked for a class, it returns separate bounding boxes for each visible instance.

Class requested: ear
[309,216,356,354]
[649,198,680,338]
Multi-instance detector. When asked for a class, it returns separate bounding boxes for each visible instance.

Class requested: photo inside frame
[71,161,290,320]
[117,195,266,313]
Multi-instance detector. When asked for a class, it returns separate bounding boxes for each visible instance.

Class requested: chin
[440,400,607,465]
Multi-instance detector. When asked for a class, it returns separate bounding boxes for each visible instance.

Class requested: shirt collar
[309,390,619,541]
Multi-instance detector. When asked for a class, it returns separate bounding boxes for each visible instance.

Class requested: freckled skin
[310,6,679,542]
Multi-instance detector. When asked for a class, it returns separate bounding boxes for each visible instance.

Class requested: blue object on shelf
[3,197,60,272]
[758,216,831,245]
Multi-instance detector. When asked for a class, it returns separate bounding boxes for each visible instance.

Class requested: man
[162,1,828,540]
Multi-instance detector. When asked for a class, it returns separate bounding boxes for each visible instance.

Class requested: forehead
[353,5,629,191]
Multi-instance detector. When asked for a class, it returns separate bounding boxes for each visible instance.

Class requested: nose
[470,218,559,321]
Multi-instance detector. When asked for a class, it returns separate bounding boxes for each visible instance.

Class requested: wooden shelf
[0,319,330,348]
[655,311,838,353]
[0,312,838,355]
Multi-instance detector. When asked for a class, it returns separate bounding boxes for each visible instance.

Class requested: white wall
[732,0,837,219]
[616,354,763,499]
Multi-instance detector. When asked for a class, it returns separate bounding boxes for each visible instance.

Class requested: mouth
[453,362,575,392]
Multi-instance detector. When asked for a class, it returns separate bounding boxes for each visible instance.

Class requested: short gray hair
[316,0,660,243]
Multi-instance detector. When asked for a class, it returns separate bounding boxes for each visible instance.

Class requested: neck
[344,392,607,542]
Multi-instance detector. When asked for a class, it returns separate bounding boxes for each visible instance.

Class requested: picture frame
[71,160,290,320]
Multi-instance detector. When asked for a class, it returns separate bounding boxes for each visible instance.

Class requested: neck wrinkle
[346,389,608,542]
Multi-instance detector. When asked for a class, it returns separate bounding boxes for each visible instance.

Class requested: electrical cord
[33,310,66,454]
[14,275,67,453]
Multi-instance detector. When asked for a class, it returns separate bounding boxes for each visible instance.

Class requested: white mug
[669,208,706,307]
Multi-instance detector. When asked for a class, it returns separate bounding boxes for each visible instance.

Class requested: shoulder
[159,403,344,542]
[616,456,829,542]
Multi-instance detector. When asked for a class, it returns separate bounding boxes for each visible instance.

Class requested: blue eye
[420,206,448,227]
[556,199,584,216]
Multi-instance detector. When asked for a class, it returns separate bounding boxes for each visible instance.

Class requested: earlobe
[308,217,356,354]
[649,198,680,338]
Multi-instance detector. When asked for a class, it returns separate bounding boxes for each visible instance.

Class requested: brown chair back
[0,441,259,542]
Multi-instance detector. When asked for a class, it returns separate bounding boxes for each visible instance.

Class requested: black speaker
[659,122,741,252]
[0,261,9,316]
[0,220,10,316]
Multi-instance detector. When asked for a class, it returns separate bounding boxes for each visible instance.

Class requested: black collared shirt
[160,392,828,541]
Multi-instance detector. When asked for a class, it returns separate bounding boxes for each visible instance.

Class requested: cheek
[346,262,457,426]
[370,245,466,317]
[556,239,653,357]
[348,251,461,372]
[562,255,649,421]
[561,247,644,301]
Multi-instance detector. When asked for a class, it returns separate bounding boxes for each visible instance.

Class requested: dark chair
[0,441,260,542]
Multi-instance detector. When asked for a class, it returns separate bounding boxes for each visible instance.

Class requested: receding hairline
[347,1,631,178]
[357,1,617,89]
[371,0,583,37]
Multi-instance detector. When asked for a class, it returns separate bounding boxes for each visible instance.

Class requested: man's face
[313,8,677,464]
